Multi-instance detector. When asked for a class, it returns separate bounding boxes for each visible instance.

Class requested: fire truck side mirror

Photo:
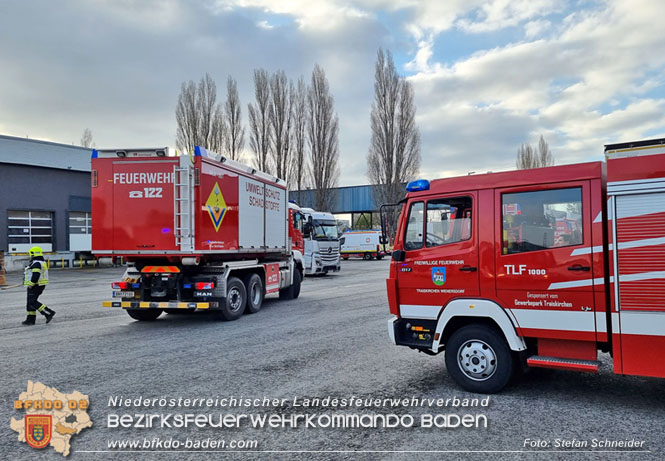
[391,250,406,261]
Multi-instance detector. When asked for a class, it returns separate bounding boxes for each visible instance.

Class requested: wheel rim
[228,287,242,312]
[457,339,497,381]
[250,283,261,306]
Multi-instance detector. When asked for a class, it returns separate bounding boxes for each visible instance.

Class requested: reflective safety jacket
[24,259,49,287]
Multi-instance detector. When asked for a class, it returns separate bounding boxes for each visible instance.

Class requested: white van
[340,230,386,260]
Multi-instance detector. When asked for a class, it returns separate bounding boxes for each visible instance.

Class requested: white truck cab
[297,206,341,275]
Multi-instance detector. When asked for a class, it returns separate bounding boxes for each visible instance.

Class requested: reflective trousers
[26,286,47,315]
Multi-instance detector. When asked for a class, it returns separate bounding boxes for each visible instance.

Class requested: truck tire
[126,309,162,321]
[244,273,264,314]
[444,325,514,394]
[279,268,301,300]
[214,277,246,321]
[363,253,372,260]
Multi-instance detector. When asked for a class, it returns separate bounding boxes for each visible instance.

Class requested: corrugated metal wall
[289,185,405,213]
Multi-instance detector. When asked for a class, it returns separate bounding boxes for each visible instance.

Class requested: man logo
[432,267,446,286]
[25,415,52,449]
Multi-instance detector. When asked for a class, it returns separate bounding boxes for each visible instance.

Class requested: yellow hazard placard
[205,183,227,231]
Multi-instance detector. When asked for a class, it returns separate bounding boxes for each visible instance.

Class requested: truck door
[397,193,480,320]
[495,182,596,340]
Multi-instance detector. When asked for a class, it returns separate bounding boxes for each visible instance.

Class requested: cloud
[524,19,551,38]
[407,0,665,179]
[456,0,561,33]
[0,0,664,189]
[214,0,370,31]
[0,0,389,185]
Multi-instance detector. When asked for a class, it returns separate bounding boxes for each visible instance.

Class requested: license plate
[194,291,213,297]
[113,291,135,298]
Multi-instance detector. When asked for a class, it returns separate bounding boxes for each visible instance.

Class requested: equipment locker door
[111,159,179,252]
[613,191,665,377]
[495,182,596,341]
[397,192,480,320]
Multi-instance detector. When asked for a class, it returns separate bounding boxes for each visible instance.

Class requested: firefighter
[22,246,55,325]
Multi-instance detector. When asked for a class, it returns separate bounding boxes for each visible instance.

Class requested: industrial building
[0,134,92,271]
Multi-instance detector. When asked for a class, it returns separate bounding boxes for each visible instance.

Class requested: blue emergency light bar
[406,179,430,192]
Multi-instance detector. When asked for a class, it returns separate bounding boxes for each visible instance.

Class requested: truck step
[527,356,600,373]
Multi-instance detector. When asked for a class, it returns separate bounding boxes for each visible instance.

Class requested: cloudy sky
[1,0,664,185]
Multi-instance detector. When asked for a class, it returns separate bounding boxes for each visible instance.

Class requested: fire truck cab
[387,143,665,393]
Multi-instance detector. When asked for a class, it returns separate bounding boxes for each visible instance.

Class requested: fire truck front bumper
[102,301,219,309]
[389,316,438,351]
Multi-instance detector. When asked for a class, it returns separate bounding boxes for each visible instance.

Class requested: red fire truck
[386,139,665,393]
[92,146,304,321]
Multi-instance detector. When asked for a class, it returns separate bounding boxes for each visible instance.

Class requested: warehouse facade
[0,134,92,270]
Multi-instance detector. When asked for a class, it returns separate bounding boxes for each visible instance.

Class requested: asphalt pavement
[1,259,664,460]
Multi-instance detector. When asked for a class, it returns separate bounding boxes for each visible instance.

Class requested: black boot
[22,315,36,326]
[43,308,56,324]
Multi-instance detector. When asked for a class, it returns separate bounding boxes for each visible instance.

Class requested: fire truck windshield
[312,220,339,240]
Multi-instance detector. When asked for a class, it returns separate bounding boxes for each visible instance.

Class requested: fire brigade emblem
[432,267,446,286]
[25,415,52,449]
[205,183,227,232]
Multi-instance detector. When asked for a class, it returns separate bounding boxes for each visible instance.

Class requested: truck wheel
[444,325,514,394]
[215,277,246,321]
[279,268,302,300]
[244,273,264,314]
[292,268,302,299]
[376,254,384,260]
[363,253,371,260]
[126,309,162,321]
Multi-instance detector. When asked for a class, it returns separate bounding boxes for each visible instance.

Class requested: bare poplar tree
[270,71,292,182]
[176,79,198,153]
[537,135,554,167]
[80,128,94,148]
[175,73,225,155]
[224,76,245,161]
[307,64,340,211]
[516,135,554,169]
[248,69,273,174]
[516,143,537,169]
[197,74,216,151]
[209,104,226,157]
[291,77,308,203]
[367,48,421,239]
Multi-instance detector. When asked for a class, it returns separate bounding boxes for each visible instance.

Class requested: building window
[8,210,54,252]
[502,187,583,254]
[69,212,91,235]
